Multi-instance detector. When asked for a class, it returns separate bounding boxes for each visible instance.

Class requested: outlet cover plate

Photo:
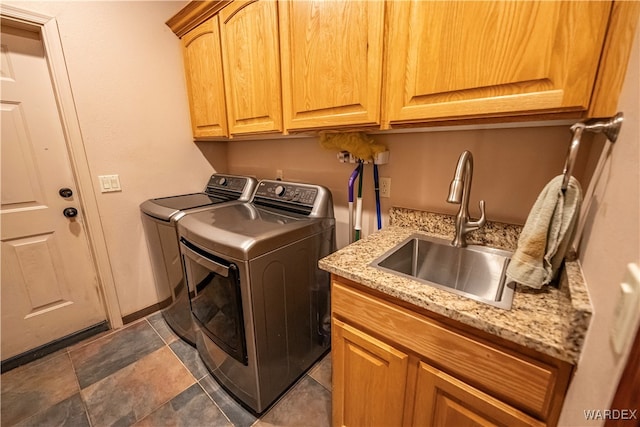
[380,177,391,198]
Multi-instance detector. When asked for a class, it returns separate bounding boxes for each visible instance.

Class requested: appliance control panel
[255,181,318,206]
[205,175,250,193]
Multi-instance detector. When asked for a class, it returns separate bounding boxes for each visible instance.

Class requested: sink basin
[371,234,515,309]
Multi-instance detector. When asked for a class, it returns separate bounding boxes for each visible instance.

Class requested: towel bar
[561,112,623,192]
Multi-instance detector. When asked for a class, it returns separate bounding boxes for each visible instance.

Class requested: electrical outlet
[380,177,391,198]
[276,169,283,180]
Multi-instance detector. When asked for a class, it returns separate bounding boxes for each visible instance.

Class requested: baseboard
[1,321,110,373]
[121,297,171,325]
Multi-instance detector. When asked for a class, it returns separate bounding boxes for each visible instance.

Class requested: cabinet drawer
[332,282,559,419]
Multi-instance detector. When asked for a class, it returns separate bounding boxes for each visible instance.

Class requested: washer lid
[140,174,258,222]
[177,203,334,260]
[152,193,228,210]
[140,193,226,221]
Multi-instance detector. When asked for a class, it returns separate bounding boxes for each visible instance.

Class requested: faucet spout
[447,151,486,247]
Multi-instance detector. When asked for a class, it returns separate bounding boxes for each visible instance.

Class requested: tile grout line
[162,356,224,411]
[153,317,202,384]
[145,316,210,382]
[4,351,94,427]
[195,380,236,427]
[150,316,235,426]
[144,316,174,346]
[72,318,181,426]
[147,316,258,426]
[253,369,313,423]
[134,317,207,425]
[66,350,96,427]
[305,371,332,393]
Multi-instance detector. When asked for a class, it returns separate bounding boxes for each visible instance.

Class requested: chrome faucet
[447,150,486,247]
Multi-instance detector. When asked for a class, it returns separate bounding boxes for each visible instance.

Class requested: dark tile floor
[1,312,332,426]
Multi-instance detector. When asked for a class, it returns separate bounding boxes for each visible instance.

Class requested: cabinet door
[332,318,408,427]
[412,362,544,427]
[384,1,611,126]
[220,0,282,135]
[182,16,228,138]
[279,0,384,130]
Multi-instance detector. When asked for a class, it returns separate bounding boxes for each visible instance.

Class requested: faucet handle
[468,200,486,229]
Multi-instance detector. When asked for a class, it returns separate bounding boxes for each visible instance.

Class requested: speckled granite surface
[319,207,593,364]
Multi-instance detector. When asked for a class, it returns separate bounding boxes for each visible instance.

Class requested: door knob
[59,188,73,198]
[63,207,78,218]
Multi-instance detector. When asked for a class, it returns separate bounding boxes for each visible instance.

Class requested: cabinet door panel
[220,0,282,135]
[182,16,228,138]
[384,1,611,124]
[413,362,544,427]
[332,318,408,427]
[279,0,384,130]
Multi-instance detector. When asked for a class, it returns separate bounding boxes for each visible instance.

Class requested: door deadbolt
[63,207,78,218]
[59,188,73,198]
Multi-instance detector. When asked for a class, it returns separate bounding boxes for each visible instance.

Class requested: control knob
[218,177,227,186]
[274,185,285,196]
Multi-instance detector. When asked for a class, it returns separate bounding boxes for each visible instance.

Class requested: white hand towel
[506,175,582,289]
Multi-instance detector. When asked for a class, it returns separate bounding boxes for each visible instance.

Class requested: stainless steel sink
[371,234,515,309]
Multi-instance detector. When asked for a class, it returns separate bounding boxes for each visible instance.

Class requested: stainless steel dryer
[140,174,257,345]
[177,180,335,414]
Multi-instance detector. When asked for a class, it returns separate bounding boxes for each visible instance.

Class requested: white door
[1,23,106,360]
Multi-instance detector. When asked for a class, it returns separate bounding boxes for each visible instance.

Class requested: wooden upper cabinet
[383,1,613,126]
[169,0,636,137]
[182,16,228,138]
[220,0,282,135]
[278,0,385,131]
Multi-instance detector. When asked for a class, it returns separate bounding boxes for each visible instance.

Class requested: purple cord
[348,164,360,203]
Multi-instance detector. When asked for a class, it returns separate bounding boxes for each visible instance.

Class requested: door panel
[412,362,544,427]
[384,1,611,124]
[1,103,44,207]
[1,23,105,360]
[279,0,384,130]
[182,16,228,138]
[220,0,282,135]
[332,318,408,427]
[7,234,69,310]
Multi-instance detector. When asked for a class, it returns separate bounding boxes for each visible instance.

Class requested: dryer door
[180,238,248,365]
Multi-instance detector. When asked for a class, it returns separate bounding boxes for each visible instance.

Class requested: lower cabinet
[412,363,543,427]
[331,276,573,427]
[332,318,408,427]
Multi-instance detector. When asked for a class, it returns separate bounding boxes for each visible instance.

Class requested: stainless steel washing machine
[177,180,335,413]
[140,174,257,345]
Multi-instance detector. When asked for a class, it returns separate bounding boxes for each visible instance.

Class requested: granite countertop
[319,207,592,364]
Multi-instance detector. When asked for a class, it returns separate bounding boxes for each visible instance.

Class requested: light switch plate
[610,263,640,355]
[99,175,121,193]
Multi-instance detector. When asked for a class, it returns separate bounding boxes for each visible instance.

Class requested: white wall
[558,27,640,427]
[5,1,214,317]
